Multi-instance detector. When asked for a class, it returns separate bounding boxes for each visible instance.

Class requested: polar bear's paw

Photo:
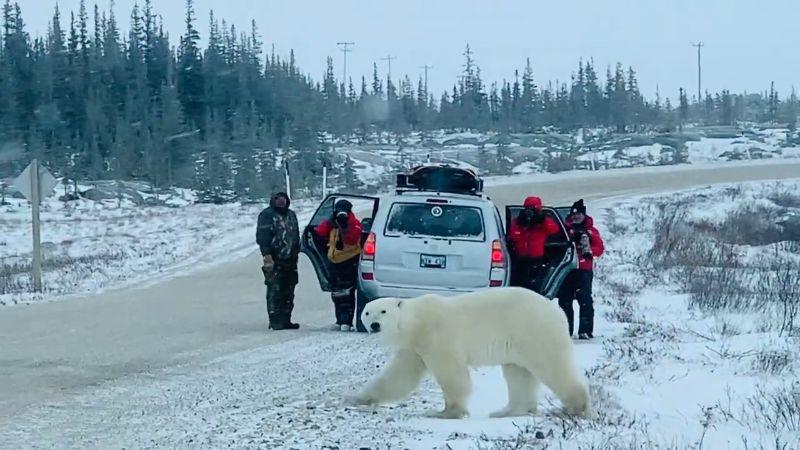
[424,406,469,419]
[489,403,537,418]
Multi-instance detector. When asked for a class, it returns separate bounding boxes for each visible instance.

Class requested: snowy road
[2,161,799,447]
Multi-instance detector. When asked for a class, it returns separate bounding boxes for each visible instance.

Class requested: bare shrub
[623,321,678,342]
[769,190,800,209]
[752,348,793,375]
[604,294,641,324]
[709,318,742,337]
[752,254,800,336]
[604,209,628,236]
[777,240,800,254]
[602,338,660,372]
[740,383,800,431]
[0,261,30,295]
[647,202,691,269]
[687,265,752,311]
[0,253,125,296]
[718,204,785,246]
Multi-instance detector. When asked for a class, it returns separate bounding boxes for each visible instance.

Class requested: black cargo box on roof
[396,165,483,195]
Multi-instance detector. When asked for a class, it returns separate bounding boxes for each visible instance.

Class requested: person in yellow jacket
[314,199,363,331]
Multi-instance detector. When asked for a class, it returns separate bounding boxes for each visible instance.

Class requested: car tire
[355,287,373,333]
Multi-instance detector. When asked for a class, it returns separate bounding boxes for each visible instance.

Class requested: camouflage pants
[265,268,298,328]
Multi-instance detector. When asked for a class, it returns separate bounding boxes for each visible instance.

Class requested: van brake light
[363,232,376,261]
[491,240,505,268]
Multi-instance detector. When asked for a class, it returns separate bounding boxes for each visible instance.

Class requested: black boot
[283,321,300,330]
[269,314,287,330]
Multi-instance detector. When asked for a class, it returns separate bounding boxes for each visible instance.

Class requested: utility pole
[381,55,396,79]
[336,42,354,84]
[692,41,704,103]
[419,64,434,94]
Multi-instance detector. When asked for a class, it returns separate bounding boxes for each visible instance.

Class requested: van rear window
[384,203,485,239]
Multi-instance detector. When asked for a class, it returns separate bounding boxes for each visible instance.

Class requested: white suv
[301,165,575,332]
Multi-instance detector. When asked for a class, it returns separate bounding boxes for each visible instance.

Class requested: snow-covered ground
[3,179,798,448]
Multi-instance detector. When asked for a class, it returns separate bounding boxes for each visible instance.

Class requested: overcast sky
[15,0,800,101]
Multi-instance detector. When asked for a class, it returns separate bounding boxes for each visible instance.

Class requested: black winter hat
[334,199,353,214]
[570,199,586,215]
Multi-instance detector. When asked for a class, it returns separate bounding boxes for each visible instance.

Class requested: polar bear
[348,287,591,419]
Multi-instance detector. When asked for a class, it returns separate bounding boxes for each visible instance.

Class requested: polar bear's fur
[350,287,591,419]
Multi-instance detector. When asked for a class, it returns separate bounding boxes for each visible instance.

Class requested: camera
[577,232,592,258]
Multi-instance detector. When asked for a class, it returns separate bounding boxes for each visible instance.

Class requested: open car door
[300,193,380,292]
[504,205,576,298]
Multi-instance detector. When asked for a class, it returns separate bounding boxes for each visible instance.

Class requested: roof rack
[395,164,483,196]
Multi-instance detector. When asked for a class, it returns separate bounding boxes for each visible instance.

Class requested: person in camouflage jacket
[256,191,300,330]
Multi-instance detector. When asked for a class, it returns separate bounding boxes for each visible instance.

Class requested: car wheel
[355,287,373,333]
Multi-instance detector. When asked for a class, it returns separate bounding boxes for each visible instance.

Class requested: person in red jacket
[558,199,605,339]
[314,199,363,332]
[507,196,561,293]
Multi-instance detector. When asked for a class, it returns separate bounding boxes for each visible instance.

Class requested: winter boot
[268,314,288,330]
[269,322,286,331]
[578,333,591,340]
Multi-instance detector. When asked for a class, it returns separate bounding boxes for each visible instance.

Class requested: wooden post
[30,159,42,293]
[322,163,328,199]
[284,161,291,199]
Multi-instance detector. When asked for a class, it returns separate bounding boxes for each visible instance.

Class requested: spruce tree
[177,0,204,129]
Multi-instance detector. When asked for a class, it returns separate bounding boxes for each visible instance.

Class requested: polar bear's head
[361,297,405,335]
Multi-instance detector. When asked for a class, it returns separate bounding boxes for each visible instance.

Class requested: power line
[692,41,704,103]
[381,55,396,79]
[337,42,354,84]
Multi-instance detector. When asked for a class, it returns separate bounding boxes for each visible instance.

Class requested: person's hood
[523,196,543,210]
[269,192,291,209]
[334,199,353,214]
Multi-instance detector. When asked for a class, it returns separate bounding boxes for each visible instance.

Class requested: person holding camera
[507,196,561,293]
[558,199,605,340]
[314,199,363,331]
[256,191,300,331]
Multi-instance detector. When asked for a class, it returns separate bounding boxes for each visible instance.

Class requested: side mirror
[361,217,373,233]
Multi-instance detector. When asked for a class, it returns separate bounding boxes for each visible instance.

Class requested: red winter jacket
[314,212,362,246]
[507,196,561,259]
[565,215,604,271]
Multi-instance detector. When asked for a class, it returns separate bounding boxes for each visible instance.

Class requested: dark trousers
[510,257,549,293]
[265,267,298,329]
[557,270,594,336]
[329,257,359,326]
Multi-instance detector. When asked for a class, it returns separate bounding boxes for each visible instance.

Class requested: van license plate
[420,254,446,268]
